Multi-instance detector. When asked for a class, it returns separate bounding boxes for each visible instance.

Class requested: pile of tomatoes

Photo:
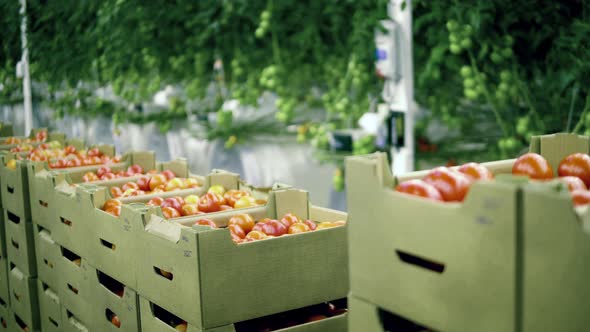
[101,185,262,218]
[47,146,121,168]
[4,130,47,146]
[395,162,493,202]
[194,212,346,244]
[512,152,590,206]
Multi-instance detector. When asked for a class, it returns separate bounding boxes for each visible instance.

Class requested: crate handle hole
[395,250,445,274]
[6,186,14,194]
[60,217,72,227]
[13,291,20,301]
[39,200,48,208]
[0,297,6,306]
[48,317,59,327]
[0,318,6,328]
[378,307,434,331]
[67,283,79,295]
[97,270,125,297]
[154,267,173,280]
[100,239,116,251]
[7,211,20,224]
[14,314,27,330]
[150,302,186,329]
[11,238,19,249]
[60,247,81,265]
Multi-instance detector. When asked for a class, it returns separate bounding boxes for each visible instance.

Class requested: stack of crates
[345,133,590,332]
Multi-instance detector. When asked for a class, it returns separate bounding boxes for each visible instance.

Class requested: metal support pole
[20,0,33,134]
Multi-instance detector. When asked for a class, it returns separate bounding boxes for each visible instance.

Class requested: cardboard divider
[8,264,40,331]
[55,245,92,325]
[134,187,348,329]
[139,295,349,332]
[86,265,140,331]
[37,279,63,332]
[4,209,36,277]
[346,152,520,332]
[33,224,61,290]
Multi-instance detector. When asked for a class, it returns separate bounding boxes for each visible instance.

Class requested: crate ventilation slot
[396,250,445,273]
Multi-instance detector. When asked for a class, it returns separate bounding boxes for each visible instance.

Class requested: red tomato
[64,145,77,155]
[181,204,201,216]
[423,168,470,202]
[229,224,246,239]
[110,187,123,198]
[228,214,255,233]
[303,219,317,231]
[122,182,139,192]
[161,170,176,180]
[103,199,122,211]
[127,164,144,174]
[82,172,98,182]
[87,148,101,157]
[137,177,151,191]
[161,198,182,213]
[512,153,554,180]
[279,213,300,228]
[195,219,217,228]
[288,222,310,234]
[101,173,117,180]
[560,176,587,192]
[149,174,167,191]
[172,196,185,206]
[111,315,121,328]
[162,207,181,219]
[147,197,164,206]
[223,190,250,207]
[252,220,287,236]
[558,153,590,187]
[66,159,82,168]
[115,170,126,177]
[97,166,111,178]
[572,190,590,207]
[198,192,223,213]
[35,130,47,142]
[395,179,444,201]
[457,162,494,181]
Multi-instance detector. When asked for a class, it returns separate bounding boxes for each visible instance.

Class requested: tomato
[64,145,77,155]
[184,178,200,188]
[306,315,327,322]
[82,172,99,182]
[147,197,164,206]
[181,204,201,216]
[423,168,470,202]
[288,222,310,234]
[228,214,255,233]
[103,199,122,211]
[244,230,268,242]
[303,219,317,230]
[161,170,176,180]
[175,322,188,332]
[198,192,223,213]
[279,213,300,228]
[252,220,287,236]
[131,190,146,196]
[220,205,233,211]
[97,166,112,178]
[152,185,166,193]
[229,224,246,239]
[560,176,587,192]
[208,185,226,196]
[105,205,122,217]
[558,153,590,187]
[110,187,123,198]
[395,179,443,201]
[316,220,346,230]
[162,207,181,219]
[127,164,144,174]
[165,178,184,191]
[100,173,116,181]
[457,162,494,181]
[572,190,590,207]
[184,195,199,205]
[122,182,139,192]
[111,315,121,328]
[172,196,185,206]
[195,219,217,228]
[137,177,151,191]
[35,130,47,142]
[161,198,183,213]
[512,153,554,180]
[223,190,248,207]
[87,147,101,157]
[149,174,167,191]
[112,156,122,163]
[234,196,258,209]
[66,158,82,168]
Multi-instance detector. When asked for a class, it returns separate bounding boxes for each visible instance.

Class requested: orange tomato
[558,153,590,187]
[457,162,494,181]
[149,174,167,191]
[229,224,246,239]
[288,222,310,234]
[181,204,201,216]
[234,196,258,209]
[279,213,300,228]
[175,322,188,332]
[395,179,443,202]
[572,190,590,207]
[162,207,181,219]
[223,190,250,207]
[184,178,201,188]
[110,187,123,198]
[122,182,139,192]
[82,172,99,182]
[101,173,117,180]
[303,219,317,230]
[252,220,287,236]
[198,192,223,213]
[103,199,122,211]
[195,219,217,228]
[147,197,164,206]
[105,206,122,217]
[560,176,587,192]
[220,205,233,211]
[228,214,255,233]
[512,153,554,180]
[244,230,268,241]
[111,315,121,328]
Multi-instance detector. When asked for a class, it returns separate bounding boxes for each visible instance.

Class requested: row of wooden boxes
[0,125,350,331]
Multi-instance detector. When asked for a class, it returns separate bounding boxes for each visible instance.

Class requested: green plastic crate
[134,186,348,329]
[37,279,63,332]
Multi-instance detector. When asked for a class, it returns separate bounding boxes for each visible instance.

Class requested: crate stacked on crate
[345,133,590,332]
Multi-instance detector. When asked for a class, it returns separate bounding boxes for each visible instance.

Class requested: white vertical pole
[20,0,34,134]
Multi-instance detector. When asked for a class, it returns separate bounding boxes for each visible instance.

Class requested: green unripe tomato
[464,88,478,100]
[516,116,530,136]
[450,44,462,54]
[463,24,473,35]
[504,137,518,150]
[266,79,276,89]
[504,35,514,46]
[495,90,507,100]
[500,70,511,81]
[509,86,519,97]
[260,20,269,31]
[491,52,503,63]
[446,20,458,31]
[255,28,265,38]
[352,77,362,86]
[501,48,513,58]
[498,82,509,92]
[449,33,459,43]
[460,38,472,49]
[498,139,507,151]
[463,78,475,88]
[275,112,288,122]
[460,66,472,78]
[261,10,271,21]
